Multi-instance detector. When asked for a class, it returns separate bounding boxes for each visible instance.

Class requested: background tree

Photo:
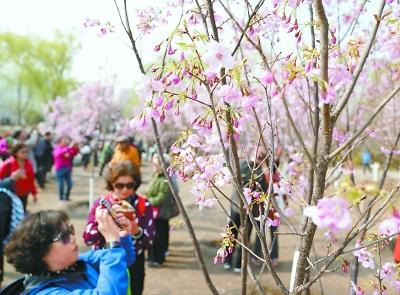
[0,31,79,124]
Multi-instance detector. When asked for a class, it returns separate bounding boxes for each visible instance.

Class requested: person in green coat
[146,153,177,267]
[98,141,114,176]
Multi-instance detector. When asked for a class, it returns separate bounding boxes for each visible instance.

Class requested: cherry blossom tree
[88,0,400,294]
[43,82,129,142]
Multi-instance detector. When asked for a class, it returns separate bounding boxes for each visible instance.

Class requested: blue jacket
[22,235,135,294]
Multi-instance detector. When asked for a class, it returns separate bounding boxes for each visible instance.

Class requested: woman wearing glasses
[83,161,155,295]
[0,143,37,212]
[4,209,135,294]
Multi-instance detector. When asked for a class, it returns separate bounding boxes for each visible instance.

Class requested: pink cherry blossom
[303,196,352,232]
[243,187,253,206]
[129,116,148,132]
[333,128,349,145]
[150,108,160,118]
[196,197,218,208]
[204,70,218,82]
[379,209,400,237]
[378,262,396,280]
[135,75,164,99]
[154,43,161,52]
[319,87,336,106]
[213,247,228,264]
[261,71,275,85]
[165,101,173,110]
[242,95,258,110]
[350,281,365,295]
[266,212,281,227]
[203,40,235,72]
[169,74,181,85]
[353,242,375,269]
[84,18,100,27]
[154,96,164,107]
[186,134,202,148]
[216,85,241,103]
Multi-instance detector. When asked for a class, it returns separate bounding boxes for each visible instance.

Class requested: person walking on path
[84,161,154,295]
[362,149,372,174]
[223,156,267,272]
[253,159,284,267]
[0,143,38,212]
[98,140,114,176]
[110,135,141,174]
[33,133,47,188]
[80,141,91,171]
[146,154,178,267]
[42,132,53,184]
[53,136,79,202]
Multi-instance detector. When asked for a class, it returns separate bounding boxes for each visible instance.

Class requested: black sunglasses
[114,182,135,190]
[52,224,75,244]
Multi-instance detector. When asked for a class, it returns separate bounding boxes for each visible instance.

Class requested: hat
[115,135,130,142]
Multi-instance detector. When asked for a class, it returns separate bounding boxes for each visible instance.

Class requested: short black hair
[5,210,69,274]
[12,130,22,139]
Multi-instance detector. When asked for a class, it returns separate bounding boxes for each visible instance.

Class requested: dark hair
[11,143,28,157]
[105,161,141,191]
[12,130,22,139]
[5,210,69,274]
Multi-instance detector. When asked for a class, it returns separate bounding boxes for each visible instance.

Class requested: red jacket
[0,156,37,197]
[394,236,400,263]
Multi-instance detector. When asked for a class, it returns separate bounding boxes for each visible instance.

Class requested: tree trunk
[17,78,22,125]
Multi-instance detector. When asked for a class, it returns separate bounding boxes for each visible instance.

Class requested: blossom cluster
[303,196,352,239]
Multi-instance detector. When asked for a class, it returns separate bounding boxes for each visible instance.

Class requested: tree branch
[332,0,386,121]
[329,84,400,159]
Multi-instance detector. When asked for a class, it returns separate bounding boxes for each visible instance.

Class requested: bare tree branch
[332,0,386,121]
[329,84,400,159]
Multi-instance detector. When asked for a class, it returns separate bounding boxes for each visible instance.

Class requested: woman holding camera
[4,209,135,294]
[83,160,155,295]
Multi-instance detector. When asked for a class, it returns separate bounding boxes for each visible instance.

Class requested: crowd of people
[0,128,179,294]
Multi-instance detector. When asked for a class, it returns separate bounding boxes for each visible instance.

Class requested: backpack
[0,187,25,244]
[158,191,180,220]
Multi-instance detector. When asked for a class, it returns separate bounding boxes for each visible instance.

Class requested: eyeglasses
[52,224,75,244]
[113,182,135,190]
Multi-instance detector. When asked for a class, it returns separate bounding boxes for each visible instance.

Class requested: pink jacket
[53,145,79,171]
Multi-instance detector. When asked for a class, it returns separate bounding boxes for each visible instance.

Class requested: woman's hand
[95,207,121,242]
[10,169,25,181]
[112,204,139,236]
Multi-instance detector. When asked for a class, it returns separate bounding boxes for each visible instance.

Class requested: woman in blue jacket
[4,208,135,294]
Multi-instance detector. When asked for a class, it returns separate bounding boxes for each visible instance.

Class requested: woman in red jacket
[0,143,37,211]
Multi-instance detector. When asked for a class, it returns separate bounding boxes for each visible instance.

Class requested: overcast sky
[0,0,168,89]
[0,0,382,91]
